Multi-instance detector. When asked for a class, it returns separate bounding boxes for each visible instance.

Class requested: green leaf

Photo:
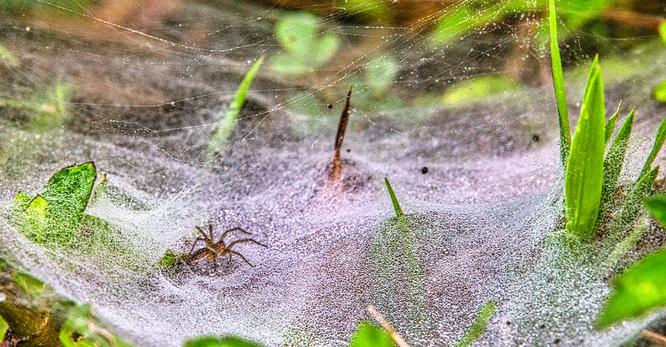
[384,178,404,219]
[564,56,606,241]
[0,314,8,341]
[455,301,497,347]
[59,304,133,347]
[549,0,571,169]
[638,118,666,178]
[207,56,264,161]
[655,80,666,103]
[644,194,666,228]
[11,162,97,246]
[28,82,72,131]
[183,335,264,347]
[599,108,634,212]
[604,102,621,144]
[12,271,46,296]
[660,21,666,45]
[597,248,666,328]
[349,322,395,347]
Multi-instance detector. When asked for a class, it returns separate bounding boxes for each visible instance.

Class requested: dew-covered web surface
[0,0,665,346]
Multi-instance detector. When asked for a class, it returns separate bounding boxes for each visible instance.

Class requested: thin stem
[366,305,410,347]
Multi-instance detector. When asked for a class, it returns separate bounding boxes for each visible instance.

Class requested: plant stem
[329,87,352,181]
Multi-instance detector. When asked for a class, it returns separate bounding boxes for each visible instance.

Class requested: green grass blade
[454,301,497,347]
[644,194,666,227]
[207,56,264,161]
[549,0,571,168]
[564,56,606,241]
[604,102,621,144]
[384,178,404,218]
[596,247,666,329]
[600,108,635,212]
[638,118,666,179]
[608,166,659,242]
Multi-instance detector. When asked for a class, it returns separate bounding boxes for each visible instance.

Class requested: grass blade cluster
[564,56,606,241]
[638,118,666,179]
[604,102,621,144]
[548,0,571,168]
[206,56,264,163]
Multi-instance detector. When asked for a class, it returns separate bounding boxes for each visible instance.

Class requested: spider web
[0,0,665,346]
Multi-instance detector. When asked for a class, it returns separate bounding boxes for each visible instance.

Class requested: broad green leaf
[11,162,96,246]
[0,314,7,341]
[604,102,621,144]
[597,248,666,328]
[564,57,606,241]
[269,53,312,76]
[0,43,18,67]
[349,322,395,347]
[12,271,46,296]
[608,167,659,240]
[549,0,571,168]
[384,178,404,218]
[59,304,132,347]
[655,80,666,103]
[454,301,497,347]
[637,118,666,178]
[599,108,634,212]
[207,57,264,161]
[644,194,666,228]
[184,335,263,347]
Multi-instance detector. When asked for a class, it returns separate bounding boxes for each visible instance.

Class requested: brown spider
[186,225,267,267]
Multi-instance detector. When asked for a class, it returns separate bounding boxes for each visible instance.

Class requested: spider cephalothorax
[186,225,267,267]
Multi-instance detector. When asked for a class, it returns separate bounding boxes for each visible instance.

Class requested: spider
[186,225,267,267]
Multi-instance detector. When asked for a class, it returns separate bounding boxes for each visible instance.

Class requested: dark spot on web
[532,134,541,142]
[553,338,561,344]
[327,104,333,109]
[346,148,351,153]
[421,166,429,174]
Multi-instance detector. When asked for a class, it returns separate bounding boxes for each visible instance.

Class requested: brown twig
[329,87,352,181]
[366,305,410,347]
[601,8,664,31]
[642,330,666,346]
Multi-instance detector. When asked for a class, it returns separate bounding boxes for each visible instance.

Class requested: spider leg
[228,250,254,267]
[220,227,251,242]
[226,239,268,250]
[208,224,214,241]
[188,237,206,256]
[195,227,209,240]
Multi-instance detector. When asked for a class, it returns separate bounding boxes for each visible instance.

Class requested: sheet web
[0,0,664,346]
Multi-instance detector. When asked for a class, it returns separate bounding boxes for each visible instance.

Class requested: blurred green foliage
[0,82,72,131]
[455,301,497,347]
[0,43,18,67]
[597,247,666,329]
[0,315,7,341]
[59,304,133,347]
[441,75,518,105]
[271,12,340,77]
[183,335,263,347]
[349,322,395,347]
[0,0,93,13]
[430,0,616,46]
[11,271,46,296]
